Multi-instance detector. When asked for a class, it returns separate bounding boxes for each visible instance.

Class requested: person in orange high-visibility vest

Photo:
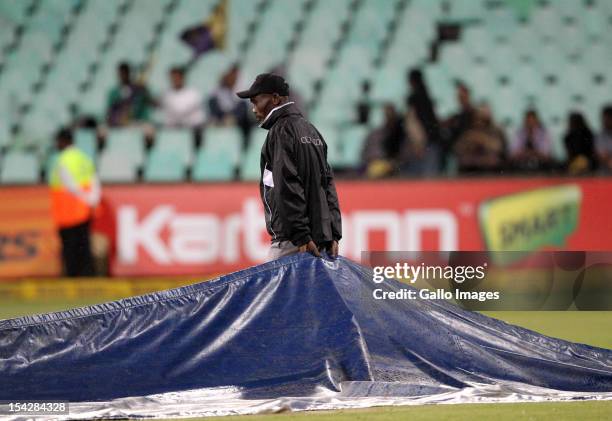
[49,128,101,277]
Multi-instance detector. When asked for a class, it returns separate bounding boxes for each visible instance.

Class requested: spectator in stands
[509,109,555,172]
[159,66,205,147]
[208,64,252,148]
[595,105,612,172]
[161,66,205,128]
[49,128,100,277]
[355,81,371,125]
[381,103,406,161]
[361,103,405,178]
[564,112,597,174]
[442,81,476,171]
[404,68,441,175]
[106,62,153,128]
[454,103,507,174]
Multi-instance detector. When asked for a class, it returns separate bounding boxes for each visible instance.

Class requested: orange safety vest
[49,146,96,229]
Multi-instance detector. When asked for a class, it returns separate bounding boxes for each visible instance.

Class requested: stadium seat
[0,19,16,54]
[506,24,540,57]
[98,150,138,183]
[345,0,396,50]
[490,85,522,125]
[314,123,341,168]
[43,152,58,182]
[461,63,496,101]
[537,86,568,125]
[531,7,564,39]
[556,63,589,99]
[368,104,385,128]
[27,0,74,45]
[409,0,444,20]
[547,119,567,161]
[187,51,232,98]
[0,150,39,184]
[192,147,235,181]
[105,129,145,166]
[396,5,437,43]
[239,129,266,181]
[319,62,367,108]
[143,148,185,182]
[459,26,491,60]
[441,43,472,68]
[338,125,368,168]
[447,0,487,22]
[43,62,88,107]
[370,65,406,107]
[288,0,352,100]
[287,47,329,103]
[240,0,307,74]
[77,84,109,120]
[482,8,519,38]
[75,129,98,161]
[511,64,544,98]
[0,121,10,151]
[334,44,375,85]
[529,44,567,76]
[225,0,259,55]
[486,43,521,76]
[581,6,611,39]
[581,43,610,76]
[20,106,68,144]
[383,31,428,70]
[154,129,194,165]
[556,23,589,57]
[424,65,456,116]
[310,101,352,126]
[0,0,34,26]
[202,126,242,164]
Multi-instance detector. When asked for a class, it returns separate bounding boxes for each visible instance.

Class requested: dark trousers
[59,220,95,277]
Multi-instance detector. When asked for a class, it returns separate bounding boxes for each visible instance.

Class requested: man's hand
[299,240,321,257]
[326,240,339,259]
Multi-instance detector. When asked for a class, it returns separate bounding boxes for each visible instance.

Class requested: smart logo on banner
[478,185,581,263]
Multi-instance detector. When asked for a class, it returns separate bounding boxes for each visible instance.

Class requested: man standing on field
[49,128,100,276]
[237,73,342,261]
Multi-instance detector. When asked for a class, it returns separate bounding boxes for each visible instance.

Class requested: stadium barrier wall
[0,187,61,278]
[1,178,612,278]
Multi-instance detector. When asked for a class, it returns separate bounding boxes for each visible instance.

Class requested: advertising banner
[2,178,611,277]
[100,178,612,276]
[0,187,61,278]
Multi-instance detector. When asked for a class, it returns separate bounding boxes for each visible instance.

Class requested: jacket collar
[259,101,298,130]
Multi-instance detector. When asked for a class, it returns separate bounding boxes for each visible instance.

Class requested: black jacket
[259,103,342,247]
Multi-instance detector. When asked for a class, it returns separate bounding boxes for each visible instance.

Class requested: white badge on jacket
[263,168,275,187]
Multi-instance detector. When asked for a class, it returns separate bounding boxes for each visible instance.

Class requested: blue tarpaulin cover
[1,254,611,417]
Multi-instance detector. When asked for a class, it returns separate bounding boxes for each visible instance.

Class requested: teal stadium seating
[144,148,185,182]
[0,150,39,184]
[98,150,138,183]
[105,128,145,166]
[192,146,235,181]
[0,0,611,184]
[0,121,9,151]
[239,128,266,181]
[74,129,98,161]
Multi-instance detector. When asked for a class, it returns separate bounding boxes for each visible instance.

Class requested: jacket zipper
[263,163,277,240]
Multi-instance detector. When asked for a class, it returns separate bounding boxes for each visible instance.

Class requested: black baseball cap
[236,73,289,99]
